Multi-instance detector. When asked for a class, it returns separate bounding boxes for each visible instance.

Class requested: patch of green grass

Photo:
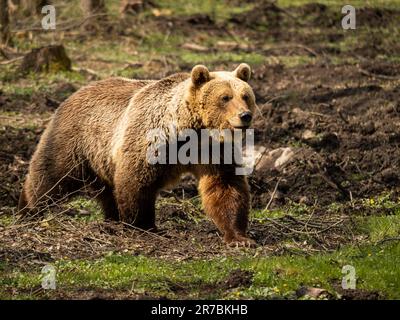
[67,197,103,222]
[114,66,148,79]
[366,215,400,242]
[181,51,265,67]
[277,55,317,68]
[155,0,254,22]
[245,242,400,299]
[136,31,266,69]
[252,201,310,221]
[30,70,86,84]
[277,0,400,9]
[2,197,400,299]
[337,26,399,52]
[361,193,400,213]
[0,110,22,117]
[140,32,184,53]
[1,70,85,96]
[0,85,35,96]
[85,44,138,64]
[327,192,400,214]
[2,241,400,300]
[0,214,16,227]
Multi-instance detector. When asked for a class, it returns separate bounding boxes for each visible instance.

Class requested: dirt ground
[1,1,400,300]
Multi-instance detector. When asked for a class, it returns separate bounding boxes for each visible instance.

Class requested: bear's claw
[225,235,256,248]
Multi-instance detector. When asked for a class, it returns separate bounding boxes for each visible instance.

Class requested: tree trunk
[120,0,156,16]
[20,0,49,16]
[0,0,12,46]
[80,0,107,32]
[80,0,106,16]
[18,45,72,75]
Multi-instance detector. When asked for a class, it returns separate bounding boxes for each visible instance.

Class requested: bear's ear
[233,63,251,82]
[191,65,210,87]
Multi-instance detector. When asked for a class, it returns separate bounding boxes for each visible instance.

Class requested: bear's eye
[242,93,250,102]
[221,95,232,103]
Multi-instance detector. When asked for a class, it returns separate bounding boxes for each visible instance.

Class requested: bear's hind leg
[18,171,74,218]
[17,185,29,216]
[96,186,120,221]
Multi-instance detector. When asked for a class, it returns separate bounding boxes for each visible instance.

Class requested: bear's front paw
[224,234,256,248]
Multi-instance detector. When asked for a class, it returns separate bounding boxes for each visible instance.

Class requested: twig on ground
[121,222,171,242]
[376,237,400,245]
[72,66,99,78]
[358,67,400,81]
[262,44,319,57]
[262,177,282,213]
[0,56,23,65]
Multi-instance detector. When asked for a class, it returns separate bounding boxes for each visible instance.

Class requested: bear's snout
[229,110,253,128]
[239,111,253,125]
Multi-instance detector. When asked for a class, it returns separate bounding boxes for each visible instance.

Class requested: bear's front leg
[198,171,255,247]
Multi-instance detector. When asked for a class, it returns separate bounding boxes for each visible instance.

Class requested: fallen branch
[376,237,400,245]
[359,67,400,81]
[0,55,23,65]
[263,44,319,57]
[72,66,99,78]
[0,47,10,59]
[121,221,171,242]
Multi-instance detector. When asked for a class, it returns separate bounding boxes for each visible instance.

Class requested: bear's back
[44,78,154,183]
[59,77,153,116]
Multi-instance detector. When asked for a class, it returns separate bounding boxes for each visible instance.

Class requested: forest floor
[1,0,400,299]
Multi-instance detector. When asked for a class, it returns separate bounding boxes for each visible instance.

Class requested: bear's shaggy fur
[18,64,257,245]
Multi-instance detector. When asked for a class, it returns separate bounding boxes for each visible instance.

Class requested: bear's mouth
[228,119,252,130]
[232,125,250,129]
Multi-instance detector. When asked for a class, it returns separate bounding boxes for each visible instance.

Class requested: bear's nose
[239,111,253,124]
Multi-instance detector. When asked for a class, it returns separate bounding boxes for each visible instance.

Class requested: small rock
[306,132,340,150]
[296,286,330,299]
[255,147,295,171]
[379,168,399,186]
[302,129,316,140]
[120,0,151,15]
[223,269,253,289]
[361,121,376,135]
[299,196,309,204]
[274,147,295,167]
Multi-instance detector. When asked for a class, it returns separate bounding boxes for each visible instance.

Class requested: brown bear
[18,63,257,246]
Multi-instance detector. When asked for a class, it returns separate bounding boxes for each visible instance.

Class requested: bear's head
[186,63,257,130]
